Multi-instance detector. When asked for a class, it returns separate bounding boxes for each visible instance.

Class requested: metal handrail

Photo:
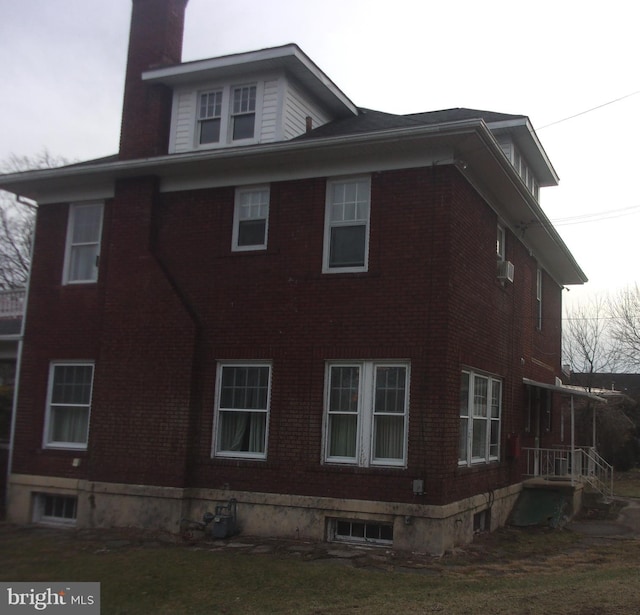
[522,446,613,499]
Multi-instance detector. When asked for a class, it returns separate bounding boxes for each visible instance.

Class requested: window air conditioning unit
[497,260,515,283]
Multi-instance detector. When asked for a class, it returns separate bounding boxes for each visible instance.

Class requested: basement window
[33,494,78,525]
[329,518,393,546]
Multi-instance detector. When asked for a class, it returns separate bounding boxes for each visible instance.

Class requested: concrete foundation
[7,473,523,555]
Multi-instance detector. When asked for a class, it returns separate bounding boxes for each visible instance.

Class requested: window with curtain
[233,186,270,250]
[64,202,103,284]
[326,361,409,467]
[459,369,502,466]
[215,364,271,459]
[45,362,94,449]
[323,176,371,273]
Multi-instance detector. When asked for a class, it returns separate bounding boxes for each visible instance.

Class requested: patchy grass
[2,523,640,614]
[614,468,640,498]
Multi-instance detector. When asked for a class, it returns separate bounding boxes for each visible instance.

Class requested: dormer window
[198,90,223,144]
[232,86,257,140]
[194,84,259,148]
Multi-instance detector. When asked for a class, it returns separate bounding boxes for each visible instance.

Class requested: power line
[537,89,640,130]
[551,204,640,226]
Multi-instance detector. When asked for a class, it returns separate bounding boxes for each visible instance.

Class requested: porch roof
[523,378,607,404]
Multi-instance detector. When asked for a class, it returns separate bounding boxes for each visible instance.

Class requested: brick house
[0,0,591,554]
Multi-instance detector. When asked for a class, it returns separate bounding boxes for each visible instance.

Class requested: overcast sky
[1,0,638,307]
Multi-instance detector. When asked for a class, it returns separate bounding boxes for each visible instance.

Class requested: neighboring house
[0,0,595,553]
[0,288,24,506]
[570,373,640,400]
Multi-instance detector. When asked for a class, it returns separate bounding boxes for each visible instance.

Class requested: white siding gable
[167,71,335,154]
[283,81,331,140]
[170,89,197,153]
[259,78,281,143]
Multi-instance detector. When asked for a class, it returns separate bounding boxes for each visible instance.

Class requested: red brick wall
[13,165,564,507]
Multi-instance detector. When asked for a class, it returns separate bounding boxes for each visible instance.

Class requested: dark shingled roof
[294,107,526,141]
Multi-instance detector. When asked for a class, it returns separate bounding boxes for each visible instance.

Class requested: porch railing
[522,446,614,500]
[0,288,25,318]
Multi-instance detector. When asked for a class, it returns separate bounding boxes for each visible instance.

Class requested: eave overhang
[487,117,559,186]
[142,43,358,119]
[0,119,587,285]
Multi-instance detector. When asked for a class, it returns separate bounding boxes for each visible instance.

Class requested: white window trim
[194,81,264,149]
[496,223,505,261]
[232,185,270,251]
[33,493,78,526]
[459,369,502,467]
[212,362,272,460]
[322,176,371,274]
[536,267,543,330]
[43,361,95,451]
[63,202,104,285]
[324,361,409,468]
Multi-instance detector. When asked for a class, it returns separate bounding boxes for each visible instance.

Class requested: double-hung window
[459,370,501,466]
[214,363,271,459]
[231,85,257,141]
[64,202,103,284]
[198,90,223,144]
[325,361,409,467]
[233,186,269,250]
[44,362,95,450]
[323,177,371,273]
[195,83,259,147]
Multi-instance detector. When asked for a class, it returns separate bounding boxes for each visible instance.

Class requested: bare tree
[609,284,640,371]
[563,294,620,385]
[563,295,639,468]
[0,151,68,289]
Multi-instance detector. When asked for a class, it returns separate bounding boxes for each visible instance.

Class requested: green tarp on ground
[510,488,570,528]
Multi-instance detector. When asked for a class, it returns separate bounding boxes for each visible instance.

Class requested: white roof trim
[143,44,358,118]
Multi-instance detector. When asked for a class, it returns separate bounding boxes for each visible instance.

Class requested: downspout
[570,394,575,487]
[5,197,36,511]
[148,182,205,486]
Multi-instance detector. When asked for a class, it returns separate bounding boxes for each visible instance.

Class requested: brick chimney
[119,0,189,160]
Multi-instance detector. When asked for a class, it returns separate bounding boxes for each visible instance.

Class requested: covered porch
[522,378,612,499]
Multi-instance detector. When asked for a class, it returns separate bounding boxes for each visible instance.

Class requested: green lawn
[2,523,640,614]
[614,468,640,498]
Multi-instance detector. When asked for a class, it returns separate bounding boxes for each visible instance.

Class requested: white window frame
[329,518,394,546]
[496,224,505,261]
[194,82,262,149]
[213,362,272,460]
[63,202,104,285]
[324,361,409,468]
[197,89,224,145]
[43,362,95,450]
[459,369,502,466]
[230,84,257,141]
[33,493,78,526]
[536,268,543,330]
[323,176,371,274]
[232,186,270,251]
